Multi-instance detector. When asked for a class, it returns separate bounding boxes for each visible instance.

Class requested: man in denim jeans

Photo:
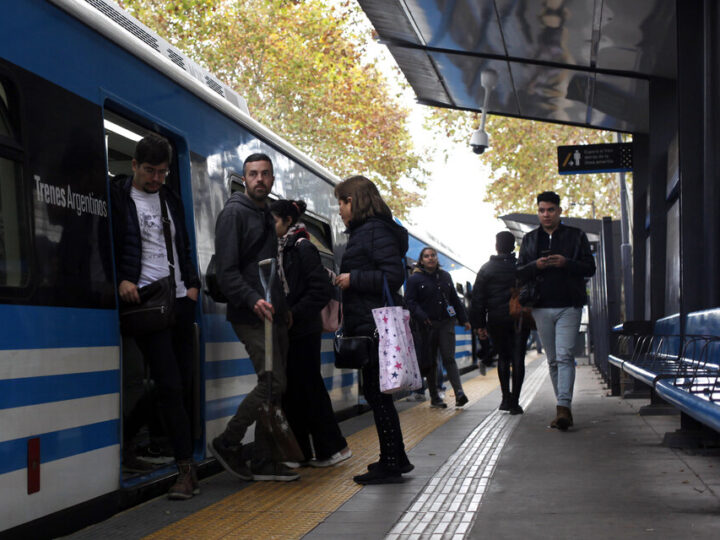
[518,191,595,430]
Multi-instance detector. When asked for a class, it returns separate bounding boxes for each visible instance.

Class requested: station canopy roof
[356,0,677,133]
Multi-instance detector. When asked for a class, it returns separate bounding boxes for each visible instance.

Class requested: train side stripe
[0,370,119,409]
[0,393,119,443]
[206,395,246,421]
[0,346,117,379]
[0,306,117,350]
[0,419,119,475]
[205,358,255,380]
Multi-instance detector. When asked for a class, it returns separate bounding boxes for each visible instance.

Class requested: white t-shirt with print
[130,187,188,298]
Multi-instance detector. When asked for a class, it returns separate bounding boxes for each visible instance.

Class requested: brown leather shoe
[168,460,195,500]
[551,406,572,431]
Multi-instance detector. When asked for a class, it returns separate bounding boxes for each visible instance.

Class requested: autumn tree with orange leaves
[118,0,427,219]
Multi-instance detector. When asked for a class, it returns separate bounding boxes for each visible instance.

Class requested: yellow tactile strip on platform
[146,366,514,540]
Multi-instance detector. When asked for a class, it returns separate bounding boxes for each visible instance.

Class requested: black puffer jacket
[280,231,333,338]
[339,216,408,336]
[405,267,468,324]
[470,253,518,328]
[214,192,287,324]
[110,176,200,291]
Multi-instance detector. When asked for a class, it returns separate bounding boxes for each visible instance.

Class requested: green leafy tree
[118,0,426,218]
[426,109,629,219]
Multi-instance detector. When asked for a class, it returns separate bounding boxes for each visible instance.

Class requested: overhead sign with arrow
[557,143,633,175]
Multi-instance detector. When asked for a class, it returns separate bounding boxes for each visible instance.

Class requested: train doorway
[103,110,202,485]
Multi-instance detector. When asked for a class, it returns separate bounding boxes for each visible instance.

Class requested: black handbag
[119,191,176,337]
[518,278,540,307]
[333,329,374,369]
[120,276,175,337]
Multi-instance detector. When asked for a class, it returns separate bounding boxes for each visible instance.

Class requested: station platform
[64,353,720,540]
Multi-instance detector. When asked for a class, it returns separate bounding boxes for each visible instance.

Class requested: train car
[0,1,478,536]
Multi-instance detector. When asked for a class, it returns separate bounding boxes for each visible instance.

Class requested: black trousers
[487,320,530,400]
[361,352,410,471]
[130,296,196,461]
[283,331,347,461]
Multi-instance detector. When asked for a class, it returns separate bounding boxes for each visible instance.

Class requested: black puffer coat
[110,176,200,290]
[470,253,518,328]
[405,267,468,324]
[280,231,333,338]
[339,216,408,336]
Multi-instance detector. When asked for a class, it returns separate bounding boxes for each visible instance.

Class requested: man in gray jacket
[208,153,297,482]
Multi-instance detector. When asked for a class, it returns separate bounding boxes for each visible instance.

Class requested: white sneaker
[438,391,446,400]
[409,392,426,402]
[310,447,352,468]
[282,461,301,469]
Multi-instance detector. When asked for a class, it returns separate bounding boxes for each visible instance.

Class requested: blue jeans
[532,307,582,408]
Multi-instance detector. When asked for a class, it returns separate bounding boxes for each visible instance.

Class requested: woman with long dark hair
[270,199,351,468]
[334,176,413,484]
[405,247,471,408]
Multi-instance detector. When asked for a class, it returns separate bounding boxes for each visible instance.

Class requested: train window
[0,158,29,288]
[0,77,30,290]
[0,82,11,138]
[301,212,334,270]
[228,171,244,193]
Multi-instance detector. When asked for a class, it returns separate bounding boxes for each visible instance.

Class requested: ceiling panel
[598,0,676,78]
[496,0,595,67]
[404,0,505,55]
[429,52,517,113]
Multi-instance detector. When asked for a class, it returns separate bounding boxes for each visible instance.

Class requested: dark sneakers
[498,395,512,411]
[251,462,300,482]
[368,461,414,474]
[208,436,253,481]
[455,393,469,407]
[354,466,403,485]
[430,399,448,409]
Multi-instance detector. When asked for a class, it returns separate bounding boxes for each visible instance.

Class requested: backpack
[204,254,227,303]
[296,237,340,333]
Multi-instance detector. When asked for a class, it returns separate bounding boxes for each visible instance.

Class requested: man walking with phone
[517,191,595,430]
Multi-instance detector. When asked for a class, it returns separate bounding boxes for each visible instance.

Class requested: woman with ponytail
[270,199,351,468]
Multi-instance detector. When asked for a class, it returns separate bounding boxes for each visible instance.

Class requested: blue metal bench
[609,309,720,436]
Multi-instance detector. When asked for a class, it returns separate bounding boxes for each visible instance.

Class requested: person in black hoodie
[270,199,351,468]
[470,231,528,415]
[405,247,471,408]
[210,153,298,482]
[334,175,412,484]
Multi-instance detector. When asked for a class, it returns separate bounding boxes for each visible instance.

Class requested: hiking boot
[508,396,524,415]
[208,436,253,481]
[353,466,403,485]
[310,447,352,468]
[368,460,414,474]
[167,460,195,500]
[252,462,300,482]
[430,399,447,409]
[455,393,469,407]
[551,406,572,431]
[498,395,512,411]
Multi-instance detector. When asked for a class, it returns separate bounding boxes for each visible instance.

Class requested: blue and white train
[0,1,478,536]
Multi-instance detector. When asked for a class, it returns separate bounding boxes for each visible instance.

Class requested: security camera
[470,128,489,155]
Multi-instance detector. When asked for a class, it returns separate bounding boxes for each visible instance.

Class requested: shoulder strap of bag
[159,190,176,288]
[382,275,394,307]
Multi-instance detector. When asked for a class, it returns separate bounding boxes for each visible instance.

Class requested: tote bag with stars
[372,277,422,394]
